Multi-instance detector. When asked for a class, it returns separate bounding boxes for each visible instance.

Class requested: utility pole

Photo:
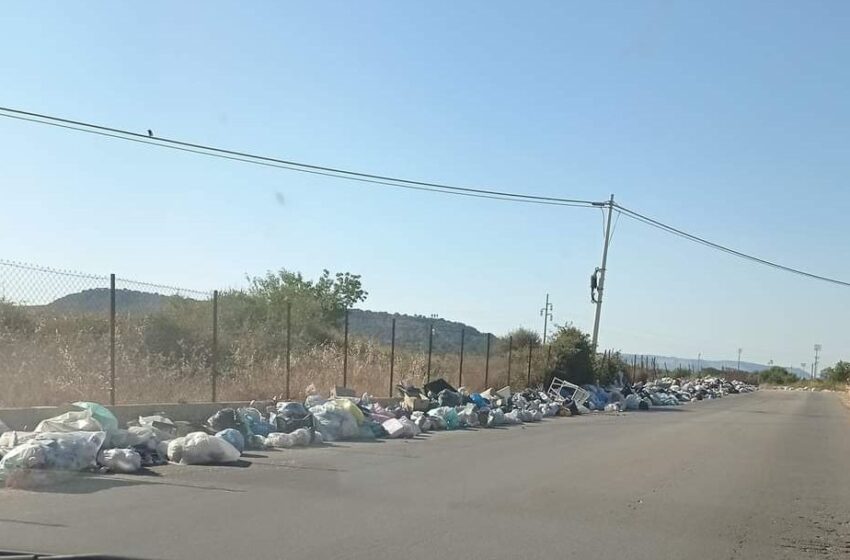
[591,194,615,350]
[737,348,742,372]
[697,352,702,376]
[539,294,553,345]
[813,344,821,379]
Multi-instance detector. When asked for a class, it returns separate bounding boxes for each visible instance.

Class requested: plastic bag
[167,432,240,465]
[624,394,640,410]
[457,405,480,427]
[437,389,462,407]
[207,408,242,433]
[305,394,327,409]
[35,409,102,433]
[73,402,119,435]
[237,407,273,436]
[0,431,37,455]
[427,407,460,430]
[487,409,506,427]
[410,411,431,432]
[330,398,365,425]
[215,429,245,454]
[504,410,523,424]
[0,431,107,479]
[265,432,297,448]
[382,418,405,438]
[97,448,141,473]
[138,415,178,440]
[311,402,359,442]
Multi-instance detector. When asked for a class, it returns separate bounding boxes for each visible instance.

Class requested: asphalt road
[0,390,848,560]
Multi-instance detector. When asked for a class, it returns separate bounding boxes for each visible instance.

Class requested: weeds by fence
[0,260,554,407]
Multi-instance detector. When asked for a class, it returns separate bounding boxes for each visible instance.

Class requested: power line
[615,203,850,288]
[0,106,601,209]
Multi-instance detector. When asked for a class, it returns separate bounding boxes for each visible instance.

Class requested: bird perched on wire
[147,129,153,137]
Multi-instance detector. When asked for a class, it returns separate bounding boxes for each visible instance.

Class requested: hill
[45,288,172,314]
[38,290,494,354]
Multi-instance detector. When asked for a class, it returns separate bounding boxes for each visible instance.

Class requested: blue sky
[1,1,848,372]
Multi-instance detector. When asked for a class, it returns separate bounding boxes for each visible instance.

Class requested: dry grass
[0,314,551,407]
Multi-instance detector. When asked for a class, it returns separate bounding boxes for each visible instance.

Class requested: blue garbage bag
[215,428,245,454]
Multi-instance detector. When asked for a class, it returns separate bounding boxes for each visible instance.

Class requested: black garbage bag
[437,389,462,407]
[269,402,314,434]
[207,408,246,436]
[424,378,457,398]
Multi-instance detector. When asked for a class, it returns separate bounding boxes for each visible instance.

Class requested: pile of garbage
[0,375,756,487]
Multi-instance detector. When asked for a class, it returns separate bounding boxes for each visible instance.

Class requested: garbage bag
[0,431,38,455]
[207,408,243,433]
[624,394,640,411]
[457,405,480,427]
[215,429,245,454]
[237,407,273,436]
[428,415,447,430]
[247,435,267,450]
[427,406,460,430]
[0,431,107,481]
[470,393,489,408]
[331,398,365,425]
[97,448,142,473]
[73,402,119,436]
[487,409,506,427]
[35,409,102,433]
[305,394,327,409]
[424,378,456,396]
[277,401,309,416]
[410,411,431,432]
[167,432,240,465]
[265,432,297,448]
[311,402,359,442]
[504,410,523,424]
[437,389,462,407]
[382,418,405,438]
[110,426,160,450]
[604,403,622,412]
[138,415,178,440]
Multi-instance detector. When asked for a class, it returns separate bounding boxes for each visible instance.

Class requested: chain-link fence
[1,260,552,407]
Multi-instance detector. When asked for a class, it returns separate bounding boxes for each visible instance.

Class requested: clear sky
[1,1,848,372]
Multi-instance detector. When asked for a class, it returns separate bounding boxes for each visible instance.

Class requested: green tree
[500,327,541,352]
[546,325,595,386]
[758,366,797,385]
[821,361,850,383]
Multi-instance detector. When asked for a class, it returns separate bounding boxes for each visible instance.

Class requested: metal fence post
[458,328,465,388]
[285,301,292,399]
[484,333,491,388]
[426,322,433,384]
[507,335,513,387]
[527,342,533,387]
[109,273,116,406]
[211,290,218,403]
[342,308,349,388]
[389,318,396,397]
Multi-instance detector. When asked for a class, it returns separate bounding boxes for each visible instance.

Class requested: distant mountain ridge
[36,290,804,370]
[37,289,493,354]
[621,353,807,378]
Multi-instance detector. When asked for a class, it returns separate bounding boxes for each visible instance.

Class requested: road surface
[0,390,848,559]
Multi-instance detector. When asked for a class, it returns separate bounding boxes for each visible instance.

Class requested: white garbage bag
[97,448,142,473]
[167,432,240,465]
[266,428,312,449]
[410,411,431,432]
[0,431,107,481]
[35,409,102,433]
[504,410,523,424]
[310,402,359,441]
[487,409,506,426]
